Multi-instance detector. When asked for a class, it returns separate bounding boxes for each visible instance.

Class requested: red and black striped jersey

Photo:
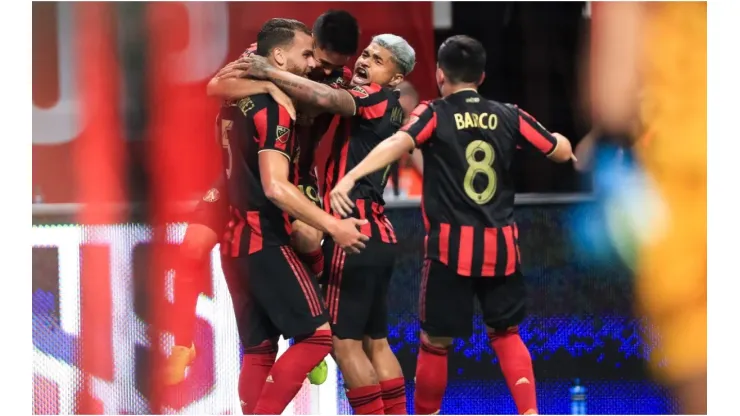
[218,93,298,257]
[400,89,559,277]
[323,83,405,243]
[293,66,353,196]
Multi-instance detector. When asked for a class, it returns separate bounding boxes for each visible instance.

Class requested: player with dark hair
[328,35,575,415]
[208,9,360,277]
[165,11,361,388]
[227,33,416,415]
[217,18,369,415]
[311,9,360,76]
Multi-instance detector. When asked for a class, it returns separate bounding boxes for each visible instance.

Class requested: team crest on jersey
[351,86,369,98]
[238,98,255,116]
[203,188,220,203]
[276,125,290,143]
[391,106,405,126]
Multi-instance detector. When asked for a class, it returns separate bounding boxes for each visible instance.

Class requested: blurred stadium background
[32,2,681,414]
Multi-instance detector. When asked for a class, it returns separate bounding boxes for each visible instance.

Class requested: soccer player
[217,18,370,415]
[165,11,360,387]
[228,34,415,415]
[328,35,575,415]
[590,3,706,413]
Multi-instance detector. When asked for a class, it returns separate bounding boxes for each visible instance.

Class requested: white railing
[31,193,595,217]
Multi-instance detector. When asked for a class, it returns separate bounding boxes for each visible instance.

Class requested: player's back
[218,93,296,256]
[415,89,558,276]
[422,90,521,227]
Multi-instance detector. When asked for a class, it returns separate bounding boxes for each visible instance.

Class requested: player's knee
[421,331,453,349]
[244,338,279,356]
[485,325,519,341]
[362,336,391,356]
[182,224,218,260]
[290,220,323,252]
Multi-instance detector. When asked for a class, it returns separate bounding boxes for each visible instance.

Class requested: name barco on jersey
[454,112,499,131]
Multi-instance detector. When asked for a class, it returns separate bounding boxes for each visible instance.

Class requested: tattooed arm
[235,56,357,117]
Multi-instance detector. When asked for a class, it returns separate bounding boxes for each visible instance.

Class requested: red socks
[172,256,207,346]
[297,248,324,277]
[346,384,385,415]
[380,377,407,414]
[414,340,448,415]
[253,329,332,415]
[489,327,537,415]
[239,341,278,415]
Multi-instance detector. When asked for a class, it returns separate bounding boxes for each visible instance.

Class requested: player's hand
[215,59,247,79]
[329,177,356,218]
[329,218,369,254]
[224,55,272,80]
[267,84,296,120]
[553,132,578,163]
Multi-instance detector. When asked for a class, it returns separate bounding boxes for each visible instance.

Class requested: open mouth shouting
[352,66,370,86]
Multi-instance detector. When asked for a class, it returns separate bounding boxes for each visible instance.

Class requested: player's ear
[477,72,486,87]
[388,73,405,88]
[435,67,445,90]
[272,48,286,68]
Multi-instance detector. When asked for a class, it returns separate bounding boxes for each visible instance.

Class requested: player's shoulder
[485,101,521,119]
[347,82,385,98]
[410,99,439,117]
[341,66,353,84]
[237,94,291,118]
[320,67,352,89]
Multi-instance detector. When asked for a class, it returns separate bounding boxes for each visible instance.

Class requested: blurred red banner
[32,2,435,204]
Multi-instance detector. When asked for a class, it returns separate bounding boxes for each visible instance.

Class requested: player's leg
[414,260,475,415]
[362,255,407,414]
[222,255,280,415]
[291,219,325,277]
[290,219,330,385]
[165,222,219,385]
[322,240,386,415]
[247,247,333,415]
[477,272,536,415]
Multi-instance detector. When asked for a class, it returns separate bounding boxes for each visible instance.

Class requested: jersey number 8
[463,140,496,204]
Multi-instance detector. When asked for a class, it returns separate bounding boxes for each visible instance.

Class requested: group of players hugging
[163,9,575,416]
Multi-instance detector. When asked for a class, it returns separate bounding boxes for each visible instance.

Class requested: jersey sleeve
[253,99,295,159]
[514,106,558,156]
[399,101,437,147]
[347,83,389,120]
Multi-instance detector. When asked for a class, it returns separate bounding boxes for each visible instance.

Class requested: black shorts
[419,259,527,338]
[222,246,328,348]
[190,190,228,235]
[322,239,396,340]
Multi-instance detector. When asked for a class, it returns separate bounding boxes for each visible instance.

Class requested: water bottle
[570,378,587,415]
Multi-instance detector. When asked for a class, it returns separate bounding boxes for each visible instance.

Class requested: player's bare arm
[590,2,645,140]
[230,55,357,117]
[259,150,368,254]
[330,131,414,217]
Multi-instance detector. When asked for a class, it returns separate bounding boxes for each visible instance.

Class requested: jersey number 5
[463,140,496,205]
[221,119,234,178]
